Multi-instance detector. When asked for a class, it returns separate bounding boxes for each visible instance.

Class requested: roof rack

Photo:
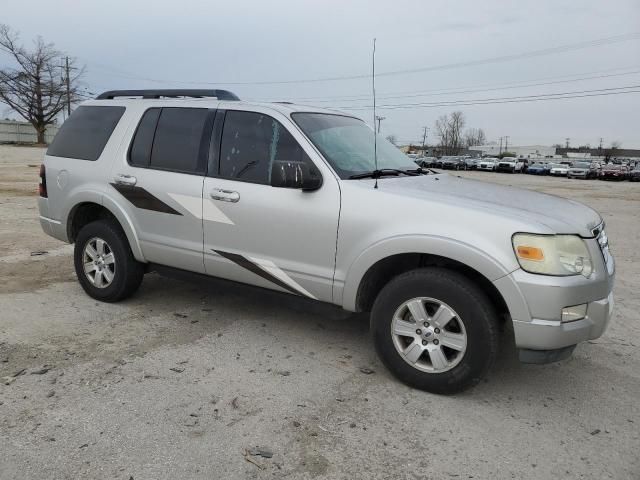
[95,89,240,101]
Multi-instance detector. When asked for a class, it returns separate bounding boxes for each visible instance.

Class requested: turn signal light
[516,245,544,261]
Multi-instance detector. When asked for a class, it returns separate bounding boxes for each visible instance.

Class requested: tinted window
[150,108,210,174]
[219,111,311,184]
[129,108,161,167]
[47,106,125,160]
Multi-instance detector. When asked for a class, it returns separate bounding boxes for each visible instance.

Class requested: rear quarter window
[47,105,125,161]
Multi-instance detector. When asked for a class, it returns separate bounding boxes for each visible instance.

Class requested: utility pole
[65,56,71,116]
[504,135,510,152]
[499,136,503,155]
[421,126,429,153]
[565,137,570,149]
[375,115,385,134]
[598,137,603,158]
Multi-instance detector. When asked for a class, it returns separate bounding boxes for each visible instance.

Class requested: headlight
[512,233,593,277]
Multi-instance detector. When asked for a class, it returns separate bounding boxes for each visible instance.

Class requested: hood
[360,174,601,236]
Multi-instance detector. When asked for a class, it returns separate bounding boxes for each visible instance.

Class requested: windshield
[291,113,417,179]
[573,162,590,168]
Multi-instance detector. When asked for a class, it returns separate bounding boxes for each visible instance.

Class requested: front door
[202,108,340,302]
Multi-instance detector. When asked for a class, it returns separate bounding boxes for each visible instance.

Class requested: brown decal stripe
[214,250,305,297]
[110,183,182,215]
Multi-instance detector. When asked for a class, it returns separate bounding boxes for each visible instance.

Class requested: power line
[83,32,640,86]
[274,68,640,104]
[339,85,640,111]
[261,65,640,102]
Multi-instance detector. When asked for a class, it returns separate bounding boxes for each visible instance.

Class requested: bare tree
[603,140,622,162]
[0,25,84,144]
[435,111,466,155]
[464,127,486,147]
[385,134,398,145]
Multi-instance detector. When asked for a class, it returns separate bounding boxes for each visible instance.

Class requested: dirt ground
[1,145,638,479]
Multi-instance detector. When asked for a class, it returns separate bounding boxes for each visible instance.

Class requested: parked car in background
[629,166,640,182]
[527,163,548,175]
[599,164,629,181]
[441,157,463,170]
[464,158,478,170]
[567,161,599,179]
[496,157,524,173]
[478,157,498,171]
[549,163,569,176]
[416,156,437,168]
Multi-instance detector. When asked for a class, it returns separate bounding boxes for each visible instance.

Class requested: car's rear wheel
[371,268,499,394]
[74,219,145,302]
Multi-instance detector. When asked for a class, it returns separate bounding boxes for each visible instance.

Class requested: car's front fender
[339,234,516,311]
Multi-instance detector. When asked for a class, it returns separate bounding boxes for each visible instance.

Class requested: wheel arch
[343,236,514,319]
[67,196,146,262]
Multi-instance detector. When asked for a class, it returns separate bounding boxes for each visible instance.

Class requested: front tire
[371,268,499,394]
[74,219,145,302]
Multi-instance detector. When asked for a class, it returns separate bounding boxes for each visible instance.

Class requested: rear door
[108,106,215,273]
[201,107,340,302]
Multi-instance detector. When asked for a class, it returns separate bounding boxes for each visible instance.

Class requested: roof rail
[95,89,240,101]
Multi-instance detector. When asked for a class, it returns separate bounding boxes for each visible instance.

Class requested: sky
[1,0,639,147]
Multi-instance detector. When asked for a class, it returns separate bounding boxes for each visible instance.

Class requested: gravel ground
[1,145,638,479]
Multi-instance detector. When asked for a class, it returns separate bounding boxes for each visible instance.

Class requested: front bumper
[512,292,613,350]
[494,237,615,353]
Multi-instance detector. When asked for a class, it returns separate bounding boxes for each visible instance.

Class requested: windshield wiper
[348,168,424,179]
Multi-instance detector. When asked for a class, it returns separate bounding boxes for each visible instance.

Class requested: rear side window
[129,108,161,167]
[127,107,212,174]
[219,110,311,185]
[47,106,125,161]
[150,108,210,174]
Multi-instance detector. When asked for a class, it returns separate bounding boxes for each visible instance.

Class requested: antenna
[372,38,378,189]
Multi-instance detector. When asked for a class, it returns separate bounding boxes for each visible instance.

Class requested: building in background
[469,144,557,159]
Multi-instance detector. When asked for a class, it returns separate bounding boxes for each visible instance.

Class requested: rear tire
[371,268,499,394]
[74,219,145,302]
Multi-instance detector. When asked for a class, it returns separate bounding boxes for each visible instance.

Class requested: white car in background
[549,163,570,176]
[478,157,498,171]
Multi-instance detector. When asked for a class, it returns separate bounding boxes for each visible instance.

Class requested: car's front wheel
[74,219,145,302]
[371,268,500,394]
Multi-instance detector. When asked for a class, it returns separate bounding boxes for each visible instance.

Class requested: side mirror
[271,161,322,191]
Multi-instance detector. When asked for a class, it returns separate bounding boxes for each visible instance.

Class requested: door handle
[114,174,137,186]
[210,188,240,203]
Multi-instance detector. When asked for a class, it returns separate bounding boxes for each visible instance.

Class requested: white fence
[0,120,58,145]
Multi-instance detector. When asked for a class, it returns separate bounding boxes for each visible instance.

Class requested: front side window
[291,113,416,179]
[219,111,311,185]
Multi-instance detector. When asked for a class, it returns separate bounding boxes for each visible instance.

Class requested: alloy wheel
[390,297,467,373]
[82,237,116,288]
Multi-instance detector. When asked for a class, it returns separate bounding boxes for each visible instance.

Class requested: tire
[74,219,145,302]
[370,268,499,394]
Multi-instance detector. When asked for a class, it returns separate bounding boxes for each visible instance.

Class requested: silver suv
[38,89,615,393]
